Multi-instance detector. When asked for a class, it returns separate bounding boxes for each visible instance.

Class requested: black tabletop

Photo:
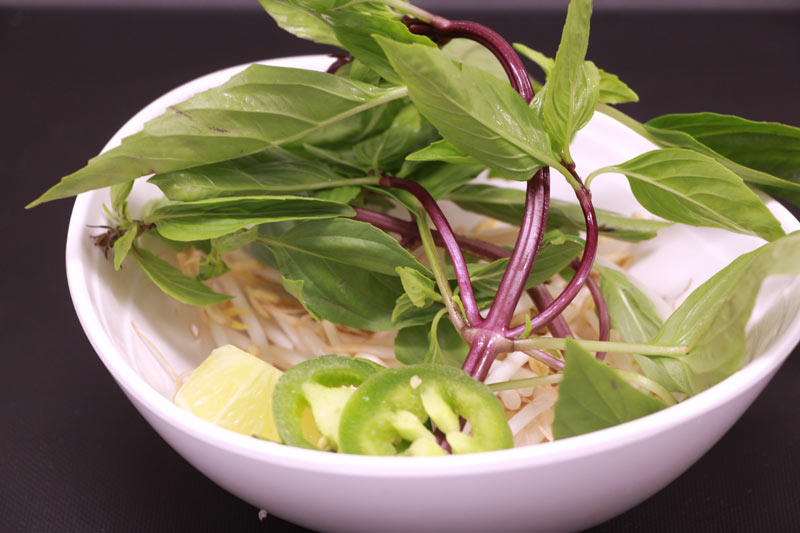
[4,5,800,532]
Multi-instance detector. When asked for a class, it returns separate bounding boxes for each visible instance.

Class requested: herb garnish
[30,0,800,443]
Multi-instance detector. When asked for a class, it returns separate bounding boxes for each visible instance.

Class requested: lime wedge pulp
[174,344,282,442]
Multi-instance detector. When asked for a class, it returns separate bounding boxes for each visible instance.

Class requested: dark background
[3,5,800,532]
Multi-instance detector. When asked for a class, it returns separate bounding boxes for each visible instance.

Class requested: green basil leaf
[442,38,508,83]
[302,144,368,174]
[598,148,784,241]
[273,247,403,331]
[410,161,485,200]
[513,43,554,77]
[353,105,437,173]
[424,313,469,367]
[446,183,669,242]
[391,295,443,327]
[396,266,440,308]
[542,0,599,160]
[313,185,361,204]
[131,247,231,306]
[516,43,637,107]
[112,226,137,271]
[148,195,354,241]
[595,264,663,343]
[29,66,407,206]
[406,139,482,165]
[196,248,229,281]
[647,112,800,183]
[292,95,405,149]
[467,233,583,300]
[257,0,340,46]
[286,0,350,10]
[267,218,430,276]
[211,227,259,254]
[530,231,585,285]
[595,64,639,105]
[110,181,134,216]
[394,324,430,365]
[394,317,468,368]
[553,339,667,439]
[376,36,559,180]
[325,10,435,85]
[638,231,800,395]
[149,159,365,202]
[641,121,800,205]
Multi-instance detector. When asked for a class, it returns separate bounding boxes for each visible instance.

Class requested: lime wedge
[174,345,282,442]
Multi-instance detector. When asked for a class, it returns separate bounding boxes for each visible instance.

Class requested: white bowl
[66,55,800,532]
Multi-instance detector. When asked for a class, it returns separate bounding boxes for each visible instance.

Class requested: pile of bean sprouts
[162,215,653,448]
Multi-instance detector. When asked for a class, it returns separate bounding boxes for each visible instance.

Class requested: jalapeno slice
[272,355,382,451]
[338,364,513,456]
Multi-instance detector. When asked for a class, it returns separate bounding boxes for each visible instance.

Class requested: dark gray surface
[3,6,800,532]
[3,1,800,9]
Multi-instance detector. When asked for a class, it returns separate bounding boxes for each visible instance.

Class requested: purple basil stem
[481,168,549,333]
[571,259,610,359]
[506,180,599,338]
[352,207,510,260]
[378,175,484,328]
[404,16,535,104]
[351,207,575,340]
[527,285,574,340]
[326,52,354,74]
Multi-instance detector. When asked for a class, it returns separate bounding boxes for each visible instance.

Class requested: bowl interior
[66,55,800,473]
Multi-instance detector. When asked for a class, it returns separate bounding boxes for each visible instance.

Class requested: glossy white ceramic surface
[66,55,800,532]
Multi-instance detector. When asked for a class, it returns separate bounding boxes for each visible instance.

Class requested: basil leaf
[396,266,440,308]
[424,313,469,367]
[30,66,407,206]
[352,105,437,173]
[598,148,784,241]
[110,181,134,216]
[376,36,559,180]
[530,231,585,285]
[292,96,405,148]
[302,144,367,174]
[595,265,663,343]
[638,231,800,395]
[273,247,404,331]
[446,183,669,242]
[325,10,435,85]
[394,317,468,368]
[406,139,481,165]
[595,65,639,105]
[211,227,259,254]
[286,0,350,10]
[411,161,484,200]
[394,324,430,365]
[112,226,137,271]
[441,38,508,83]
[641,122,800,205]
[513,43,554,76]
[257,0,340,46]
[266,218,430,276]
[467,233,583,299]
[553,339,667,439]
[148,195,354,241]
[515,43,637,106]
[149,159,365,202]
[542,0,599,160]
[131,247,231,306]
[196,248,229,281]
[313,185,361,204]
[647,112,800,183]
